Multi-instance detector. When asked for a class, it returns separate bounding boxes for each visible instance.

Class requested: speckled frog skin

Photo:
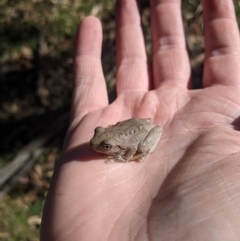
[90,118,162,163]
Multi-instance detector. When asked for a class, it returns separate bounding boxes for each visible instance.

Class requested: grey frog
[90,118,162,163]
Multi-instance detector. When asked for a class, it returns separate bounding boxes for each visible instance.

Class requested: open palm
[41,0,240,240]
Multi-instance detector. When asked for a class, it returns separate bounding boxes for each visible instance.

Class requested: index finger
[71,16,108,122]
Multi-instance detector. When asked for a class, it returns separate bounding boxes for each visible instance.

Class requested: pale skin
[40,0,240,240]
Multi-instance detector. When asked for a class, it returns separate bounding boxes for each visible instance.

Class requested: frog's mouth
[91,143,125,155]
[90,143,100,152]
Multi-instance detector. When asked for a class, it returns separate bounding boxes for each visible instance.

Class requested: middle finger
[151,0,190,88]
[116,0,150,95]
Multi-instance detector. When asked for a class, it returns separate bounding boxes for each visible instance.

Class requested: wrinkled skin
[41,0,240,240]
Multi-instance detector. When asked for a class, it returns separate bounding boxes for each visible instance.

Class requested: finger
[71,16,108,122]
[150,0,191,88]
[202,0,240,87]
[116,0,150,94]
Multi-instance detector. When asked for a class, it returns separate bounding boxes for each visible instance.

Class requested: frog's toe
[131,153,146,162]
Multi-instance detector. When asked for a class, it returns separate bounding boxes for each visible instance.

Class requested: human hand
[41,0,240,240]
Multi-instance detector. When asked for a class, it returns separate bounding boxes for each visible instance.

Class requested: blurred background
[0,0,240,240]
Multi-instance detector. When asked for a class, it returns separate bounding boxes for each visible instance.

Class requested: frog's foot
[131,153,146,162]
[104,155,128,163]
[104,157,115,164]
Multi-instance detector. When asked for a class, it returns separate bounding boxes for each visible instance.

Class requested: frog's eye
[103,143,112,150]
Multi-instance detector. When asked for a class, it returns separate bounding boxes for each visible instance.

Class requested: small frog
[90,118,162,163]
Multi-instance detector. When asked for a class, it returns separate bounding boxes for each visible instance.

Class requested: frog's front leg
[138,126,162,157]
[106,146,137,163]
[122,146,138,161]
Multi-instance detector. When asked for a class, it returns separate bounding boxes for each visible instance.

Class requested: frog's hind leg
[138,126,162,155]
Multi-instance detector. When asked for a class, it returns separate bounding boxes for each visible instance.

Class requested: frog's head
[90,126,123,155]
